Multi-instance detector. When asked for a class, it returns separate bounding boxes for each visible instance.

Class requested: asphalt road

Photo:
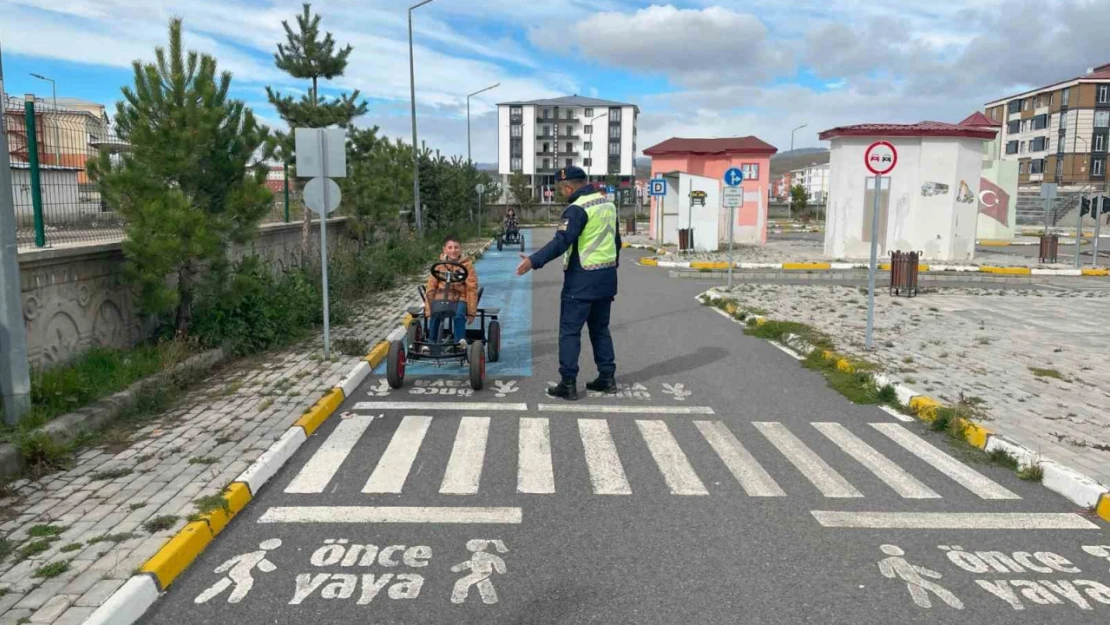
[141,228,1110,625]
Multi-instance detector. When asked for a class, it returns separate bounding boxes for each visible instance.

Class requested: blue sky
[2,1,1109,162]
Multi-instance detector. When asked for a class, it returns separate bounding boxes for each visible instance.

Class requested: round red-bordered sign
[864,141,898,175]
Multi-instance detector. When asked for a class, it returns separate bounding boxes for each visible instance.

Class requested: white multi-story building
[497,96,639,202]
[790,162,829,204]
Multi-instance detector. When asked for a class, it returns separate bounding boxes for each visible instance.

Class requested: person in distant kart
[504,208,519,235]
[425,235,478,352]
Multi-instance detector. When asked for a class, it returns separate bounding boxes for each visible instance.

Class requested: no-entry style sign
[865,141,898,175]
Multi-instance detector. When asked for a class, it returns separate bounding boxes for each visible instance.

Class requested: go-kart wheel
[387,340,406,389]
[487,320,501,362]
[405,321,422,348]
[468,341,485,390]
[497,238,503,251]
[520,238,525,252]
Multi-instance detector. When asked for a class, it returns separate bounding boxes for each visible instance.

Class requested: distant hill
[771,148,829,176]
[476,162,498,172]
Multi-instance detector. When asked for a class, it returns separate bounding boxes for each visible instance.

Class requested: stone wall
[16,218,348,368]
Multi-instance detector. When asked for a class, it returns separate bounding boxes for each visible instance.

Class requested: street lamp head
[30,73,50,82]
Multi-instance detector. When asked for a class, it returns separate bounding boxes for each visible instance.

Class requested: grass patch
[188,456,218,466]
[142,516,179,534]
[87,532,138,545]
[334,338,368,357]
[59,543,83,553]
[800,351,884,405]
[0,538,13,562]
[194,493,231,516]
[89,467,134,481]
[1018,462,1044,482]
[257,398,274,412]
[17,539,53,560]
[32,561,69,579]
[128,502,148,511]
[745,320,833,351]
[1029,367,1065,380]
[988,447,1021,470]
[27,525,65,538]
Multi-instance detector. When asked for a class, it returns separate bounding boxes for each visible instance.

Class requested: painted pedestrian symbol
[661,383,691,401]
[367,379,391,397]
[878,544,963,610]
[450,539,508,605]
[1084,545,1110,572]
[195,539,282,604]
[493,380,519,398]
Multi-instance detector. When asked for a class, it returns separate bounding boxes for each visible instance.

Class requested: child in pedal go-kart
[504,208,519,235]
[424,235,479,353]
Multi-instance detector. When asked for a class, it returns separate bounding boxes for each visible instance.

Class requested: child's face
[444,240,462,259]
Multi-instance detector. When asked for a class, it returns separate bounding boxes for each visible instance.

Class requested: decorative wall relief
[920,182,950,197]
[957,180,975,204]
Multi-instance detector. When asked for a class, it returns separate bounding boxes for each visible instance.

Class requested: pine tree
[88,18,271,335]
[266,2,368,254]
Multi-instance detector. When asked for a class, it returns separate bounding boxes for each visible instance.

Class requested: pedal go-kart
[387,261,501,391]
[497,223,525,252]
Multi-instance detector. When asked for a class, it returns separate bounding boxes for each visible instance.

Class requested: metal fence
[4,95,128,249]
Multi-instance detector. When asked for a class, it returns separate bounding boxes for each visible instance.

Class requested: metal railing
[5,95,127,248]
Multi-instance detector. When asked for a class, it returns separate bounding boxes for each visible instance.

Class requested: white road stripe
[871,423,1020,500]
[694,421,785,497]
[538,404,715,415]
[578,419,632,495]
[767,340,804,360]
[518,418,555,494]
[259,506,522,524]
[812,422,940,499]
[362,416,433,493]
[878,405,915,422]
[811,511,1098,530]
[354,401,527,411]
[754,422,862,498]
[439,417,490,495]
[285,414,374,494]
[636,421,709,495]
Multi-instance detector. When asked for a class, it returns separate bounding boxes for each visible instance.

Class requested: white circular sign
[864,141,898,175]
[303,177,342,215]
[475,183,486,194]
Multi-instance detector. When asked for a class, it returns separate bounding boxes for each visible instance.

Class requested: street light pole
[466,82,500,166]
[408,0,435,235]
[30,73,59,166]
[788,123,808,220]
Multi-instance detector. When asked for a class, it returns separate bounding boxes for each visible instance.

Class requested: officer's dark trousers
[558,297,615,381]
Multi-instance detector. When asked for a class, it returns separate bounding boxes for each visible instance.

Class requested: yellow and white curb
[698,286,1110,525]
[88,239,496,625]
[650,258,1109,277]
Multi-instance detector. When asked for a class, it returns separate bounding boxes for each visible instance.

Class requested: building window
[511,125,522,137]
[543,108,552,119]
[1096,110,1110,128]
[1094,157,1106,177]
[1020,141,1026,153]
[584,158,592,167]
[565,158,573,167]
[584,125,592,135]
[609,142,620,155]
[1100,85,1110,104]
[1096,134,1107,152]
[584,141,593,151]
[608,156,620,173]
[510,157,522,171]
[1031,137,1047,151]
[565,142,573,153]
[1056,158,1064,179]
[609,107,622,122]
[1007,120,1020,134]
[742,163,760,180]
[1063,88,1070,106]
[1024,99,1033,111]
[541,125,550,136]
[1059,113,1067,129]
[1008,99,1022,114]
[542,158,550,169]
[510,106,521,115]
[1048,93,1054,106]
[609,125,621,139]
[1031,159,1044,174]
[1033,114,1048,130]
[1006,141,1018,154]
[511,143,522,157]
[584,108,593,117]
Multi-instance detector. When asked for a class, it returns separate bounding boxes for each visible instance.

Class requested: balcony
[538,116,581,124]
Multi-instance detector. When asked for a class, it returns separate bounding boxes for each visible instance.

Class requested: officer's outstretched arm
[527,206,588,270]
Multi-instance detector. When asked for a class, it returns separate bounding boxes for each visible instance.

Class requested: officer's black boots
[585,377,618,394]
[547,379,579,401]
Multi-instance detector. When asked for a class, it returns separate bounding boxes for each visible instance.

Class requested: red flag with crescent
[978,177,1009,226]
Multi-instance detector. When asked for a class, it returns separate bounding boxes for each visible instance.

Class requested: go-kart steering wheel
[431,260,469,284]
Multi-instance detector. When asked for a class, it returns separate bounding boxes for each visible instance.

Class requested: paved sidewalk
[716,282,1110,488]
[0,272,434,623]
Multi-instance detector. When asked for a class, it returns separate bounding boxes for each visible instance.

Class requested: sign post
[1094,194,1106,267]
[296,127,347,360]
[1040,183,1057,232]
[863,140,897,350]
[722,167,745,289]
[475,183,486,238]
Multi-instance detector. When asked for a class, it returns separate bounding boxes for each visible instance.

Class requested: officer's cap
[556,166,587,182]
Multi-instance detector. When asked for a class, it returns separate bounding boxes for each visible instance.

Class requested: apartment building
[497,96,639,201]
[985,62,1110,187]
[789,162,829,204]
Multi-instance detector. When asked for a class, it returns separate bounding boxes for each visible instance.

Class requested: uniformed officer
[515,166,621,400]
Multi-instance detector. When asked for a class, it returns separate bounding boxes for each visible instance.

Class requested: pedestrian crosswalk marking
[754,422,863,498]
[636,421,709,495]
[440,417,490,495]
[537,404,715,415]
[285,414,374,494]
[517,418,555,494]
[694,421,785,497]
[870,423,1020,500]
[363,416,433,494]
[813,422,940,499]
[578,419,632,495]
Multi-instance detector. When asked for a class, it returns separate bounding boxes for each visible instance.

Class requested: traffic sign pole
[1094,196,1104,267]
[318,129,332,360]
[863,141,897,351]
[1075,197,1083,268]
[721,167,745,289]
[728,201,735,289]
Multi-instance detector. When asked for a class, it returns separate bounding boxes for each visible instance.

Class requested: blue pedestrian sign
[606,185,615,194]
[648,178,668,196]
[723,167,745,187]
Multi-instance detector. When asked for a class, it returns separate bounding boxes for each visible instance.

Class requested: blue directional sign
[606,185,616,194]
[648,178,668,196]
[723,167,745,187]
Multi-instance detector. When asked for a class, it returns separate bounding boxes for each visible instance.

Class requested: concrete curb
[88,238,496,625]
[646,257,1109,277]
[0,348,227,480]
[698,286,1110,524]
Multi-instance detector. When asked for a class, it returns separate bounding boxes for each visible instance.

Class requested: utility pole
[408,0,436,235]
[0,39,33,424]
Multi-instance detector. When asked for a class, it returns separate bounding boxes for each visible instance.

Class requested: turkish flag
[978,177,1009,227]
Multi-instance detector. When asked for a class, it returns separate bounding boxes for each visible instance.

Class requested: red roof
[818,121,998,141]
[643,136,777,156]
[958,111,1002,128]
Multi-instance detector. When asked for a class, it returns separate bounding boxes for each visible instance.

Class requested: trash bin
[1038,234,1059,264]
[678,228,694,252]
[626,216,636,235]
[889,250,920,297]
